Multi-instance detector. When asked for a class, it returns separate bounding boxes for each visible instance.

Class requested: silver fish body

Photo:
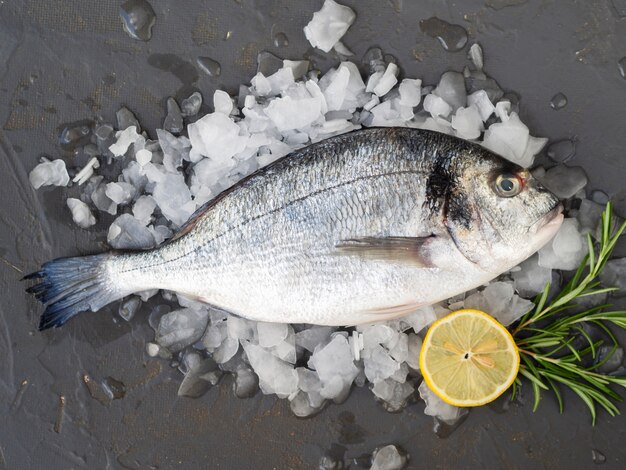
[28,128,563,329]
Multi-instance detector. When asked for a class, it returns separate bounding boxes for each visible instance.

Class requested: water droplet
[119,0,156,41]
[273,32,289,48]
[618,57,626,79]
[58,120,94,151]
[592,449,606,465]
[101,377,126,400]
[196,56,221,77]
[550,92,568,110]
[419,17,468,52]
[546,139,576,162]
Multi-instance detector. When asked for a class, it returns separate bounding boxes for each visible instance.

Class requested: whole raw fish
[26,128,563,330]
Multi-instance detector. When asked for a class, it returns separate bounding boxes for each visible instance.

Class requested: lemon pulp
[419,309,520,407]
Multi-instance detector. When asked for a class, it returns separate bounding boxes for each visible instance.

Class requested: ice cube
[156,307,210,352]
[308,334,359,399]
[321,65,350,111]
[362,343,400,383]
[187,113,249,162]
[108,214,156,249]
[258,322,289,348]
[468,43,483,70]
[132,195,157,225]
[418,381,468,424]
[451,105,484,139]
[146,342,160,357]
[370,444,408,470]
[467,90,495,121]
[406,333,422,370]
[227,315,257,341]
[264,96,323,131]
[29,159,70,189]
[233,364,259,398]
[119,296,141,322]
[251,72,272,96]
[213,336,240,363]
[373,63,399,97]
[398,78,422,107]
[91,179,117,215]
[105,182,136,205]
[481,112,533,167]
[333,40,353,56]
[163,97,183,134]
[295,326,336,352]
[152,173,193,227]
[303,0,356,53]
[423,94,452,118]
[135,148,152,166]
[464,281,534,326]
[538,218,587,271]
[66,198,96,228]
[178,357,222,398]
[371,379,414,413]
[434,71,466,111]
[536,165,588,199]
[242,343,298,398]
[181,92,203,117]
[511,254,552,297]
[109,126,144,157]
[157,129,191,173]
[267,67,295,95]
[213,90,234,115]
[116,106,140,131]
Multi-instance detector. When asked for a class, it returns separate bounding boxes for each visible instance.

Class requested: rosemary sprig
[511,203,626,424]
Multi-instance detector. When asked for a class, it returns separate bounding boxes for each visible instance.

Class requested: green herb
[511,203,626,424]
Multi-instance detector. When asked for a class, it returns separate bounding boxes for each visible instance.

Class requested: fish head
[444,153,563,273]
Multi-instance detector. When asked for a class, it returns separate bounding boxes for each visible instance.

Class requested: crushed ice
[28,0,620,433]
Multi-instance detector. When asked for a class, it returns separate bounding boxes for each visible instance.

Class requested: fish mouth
[531,202,564,237]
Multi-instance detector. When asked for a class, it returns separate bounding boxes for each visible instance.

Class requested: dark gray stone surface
[0,0,625,468]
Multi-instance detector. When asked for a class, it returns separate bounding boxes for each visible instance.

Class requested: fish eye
[494,173,522,198]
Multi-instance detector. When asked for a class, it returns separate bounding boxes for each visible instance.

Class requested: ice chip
[370,444,408,470]
[66,198,96,228]
[538,218,587,270]
[464,281,534,327]
[29,159,70,189]
[371,379,414,413]
[152,173,193,227]
[418,381,468,424]
[434,71,466,111]
[451,105,484,139]
[132,195,157,225]
[536,165,588,199]
[308,335,359,399]
[482,112,537,167]
[108,214,156,249]
[135,148,152,166]
[398,78,422,107]
[105,182,136,205]
[373,63,399,97]
[242,343,298,398]
[295,326,336,352]
[264,96,322,131]
[213,90,234,115]
[467,90,495,121]
[187,113,249,162]
[423,94,452,118]
[257,322,289,348]
[283,59,310,78]
[511,255,552,297]
[303,0,356,53]
[156,307,210,352]
[109,126,144,157]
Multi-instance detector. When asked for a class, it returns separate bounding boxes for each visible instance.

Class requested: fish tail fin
[23,253,125,330]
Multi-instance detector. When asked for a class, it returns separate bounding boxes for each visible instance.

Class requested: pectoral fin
[335,236,435,267]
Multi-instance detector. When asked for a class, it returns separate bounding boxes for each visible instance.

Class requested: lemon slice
[419,309,520,407]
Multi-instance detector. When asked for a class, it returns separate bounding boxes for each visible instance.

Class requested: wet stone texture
[1,0,626,468]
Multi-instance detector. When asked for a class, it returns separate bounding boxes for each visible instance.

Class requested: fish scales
[26,128,563,329]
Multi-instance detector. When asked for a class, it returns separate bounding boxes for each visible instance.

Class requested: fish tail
[23,253,126,330]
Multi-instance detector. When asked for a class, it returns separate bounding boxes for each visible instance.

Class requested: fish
[24,128,563,330]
